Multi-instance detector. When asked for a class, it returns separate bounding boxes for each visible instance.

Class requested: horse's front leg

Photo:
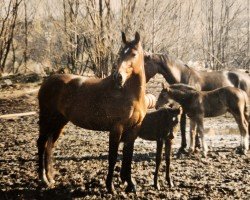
[177,112,189,157]
[154,139,163,190]
[106,130,122,194]
[189,119,197,153]
[180,112,187,150]
[196,118,208,157]
[165,138,174,188]
[120,128,138,193]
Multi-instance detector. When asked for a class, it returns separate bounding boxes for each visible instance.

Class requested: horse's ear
[177,106,183,115]
[134,32,140,44]
[121,32,126,44]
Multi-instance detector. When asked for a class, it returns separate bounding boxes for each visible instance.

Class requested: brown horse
[156,83,249,156]
[144,53,250,153]
[138,106,182,189]
[37,32,147,193]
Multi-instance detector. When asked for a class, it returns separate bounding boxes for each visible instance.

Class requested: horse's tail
[145,93,156,109]
[241,89,249,122]
[242,91,250,137]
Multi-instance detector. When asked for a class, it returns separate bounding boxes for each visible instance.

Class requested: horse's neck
[145,64,157,83]
[159,56,198,85]
[127,70,146,100]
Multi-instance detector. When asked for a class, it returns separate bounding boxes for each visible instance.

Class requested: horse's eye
[163,93,168,98]
[131,52,136,57]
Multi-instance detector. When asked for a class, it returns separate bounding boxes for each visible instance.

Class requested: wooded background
[0,0,249,77]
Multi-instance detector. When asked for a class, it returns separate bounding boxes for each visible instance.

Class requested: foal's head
[156,83,198,109]
[155,83,173,109]
[113,32,144,88]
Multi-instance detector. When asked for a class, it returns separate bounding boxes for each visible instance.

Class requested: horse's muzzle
[113,72,123,89]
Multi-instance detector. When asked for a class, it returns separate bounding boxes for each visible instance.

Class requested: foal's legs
[165,138,174,188]
[189,119,197,153]
[153,139,163,190]
[196,118,208,157]
[180,112,187,150]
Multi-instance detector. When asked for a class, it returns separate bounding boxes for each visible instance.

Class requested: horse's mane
[144,52,190,72]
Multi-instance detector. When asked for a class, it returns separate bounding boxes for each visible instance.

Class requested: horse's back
[227,70,250,96]
[38,74,100,114]
[213,86,248,110]
[200,70,250,95]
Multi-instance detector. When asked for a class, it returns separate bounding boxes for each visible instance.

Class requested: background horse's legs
[165,138,174,188]
[106,131,121,194]
[153,139,163,190]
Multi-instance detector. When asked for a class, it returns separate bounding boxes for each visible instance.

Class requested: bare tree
[0,0,23,73]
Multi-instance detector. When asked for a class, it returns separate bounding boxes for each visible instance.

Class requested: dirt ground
[0,74,250,199]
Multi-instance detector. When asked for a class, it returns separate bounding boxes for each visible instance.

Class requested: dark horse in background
[37,32,147,193]
[144,53,250,154]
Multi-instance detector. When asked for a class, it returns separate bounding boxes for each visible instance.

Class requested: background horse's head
[113,32,144,88]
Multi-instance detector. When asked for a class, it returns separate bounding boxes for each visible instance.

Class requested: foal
[138,106,182,189]
[156,83,249,156]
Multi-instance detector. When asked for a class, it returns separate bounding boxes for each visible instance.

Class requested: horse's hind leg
[38,111,68,186]
[37,130,49,185]
[154,139,163,190]
[232,109,249,154]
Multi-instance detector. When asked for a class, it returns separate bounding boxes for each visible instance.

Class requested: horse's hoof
[106,180,116,194]
[176,148,189,158]
[120,171,126,183]
[169,181,174,188]
[166,177,174,188]
[235,146,247,155]
[187,148,195,156]
[125,183,136,193]
[202,151,208,158]
[153,182,160,190]
[39,171,51,187]
[194,147,201,154]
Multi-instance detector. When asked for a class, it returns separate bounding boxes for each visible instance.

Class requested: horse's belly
[204,108,227,118]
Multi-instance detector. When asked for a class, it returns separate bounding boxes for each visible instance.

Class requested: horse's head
[113,32,144,88]
[168,105,182,125]
[155,82,172,109]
